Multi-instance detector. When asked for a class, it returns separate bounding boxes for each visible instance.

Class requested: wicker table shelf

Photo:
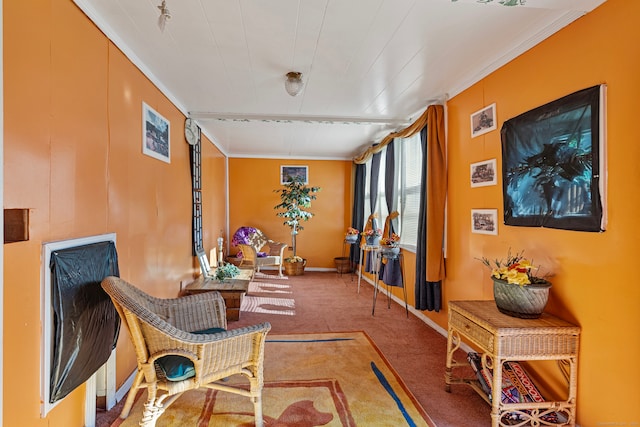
[445,300,580,427]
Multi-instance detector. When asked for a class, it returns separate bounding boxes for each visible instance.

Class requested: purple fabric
[231,227,257,246]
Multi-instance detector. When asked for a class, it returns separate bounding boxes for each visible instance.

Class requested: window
[362,133,423,251]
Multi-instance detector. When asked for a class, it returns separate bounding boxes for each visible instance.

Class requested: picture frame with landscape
[470,159,497,187]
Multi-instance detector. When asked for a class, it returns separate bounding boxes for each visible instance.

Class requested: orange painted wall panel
[228,158,352,268]
[443,0,640,423]
[3,1,225,425]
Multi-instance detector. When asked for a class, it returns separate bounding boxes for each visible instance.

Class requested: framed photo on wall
[470,103,497,138]
[470,159,497,187]
[280,165,308,184]
[142,102,170,163]
[471,209,498,235]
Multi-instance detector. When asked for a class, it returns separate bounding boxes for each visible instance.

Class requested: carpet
[111,331,435,426]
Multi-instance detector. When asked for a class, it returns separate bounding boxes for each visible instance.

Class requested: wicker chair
[101,276,271,427]
[235,228,287,276]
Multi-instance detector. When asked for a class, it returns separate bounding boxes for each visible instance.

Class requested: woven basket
[334,257,352,273]
[284,259,306,276]
[492,278,552,319]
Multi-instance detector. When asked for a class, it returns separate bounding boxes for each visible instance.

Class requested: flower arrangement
[214,263,240,282]
[363,228,382,237]
[345,227,360,236]
[285,255,304,263]
[479,249,548,286]
[380,233,400,247]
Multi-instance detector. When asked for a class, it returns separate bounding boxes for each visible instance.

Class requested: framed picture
[470,103,497,138]
[471,209,498,235]
[501,85,606,232]
[280,165,308,184]
[142,102,170,163]
[470,159,497,187]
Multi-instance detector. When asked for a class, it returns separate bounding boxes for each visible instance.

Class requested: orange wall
[442,0,640,423]
[228,158,352,268]
[3,0,226,425]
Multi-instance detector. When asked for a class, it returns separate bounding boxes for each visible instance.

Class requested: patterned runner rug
[111,331,435,426]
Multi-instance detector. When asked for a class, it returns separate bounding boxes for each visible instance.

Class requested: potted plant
[479,249,552,319]
[273,175,321,275]
[213,262,240,282]
[362,227,382,246]
[345,227,360,243]
[380,233,401,258]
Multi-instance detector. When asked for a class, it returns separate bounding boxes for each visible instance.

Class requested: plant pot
[284,259,307,276]
[345,234,359,244]
[492,277,552,319]
[380,246,400,258]
[365,236,380,246]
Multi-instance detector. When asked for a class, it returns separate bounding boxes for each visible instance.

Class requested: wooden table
[183,268,254,321]
[445,300,580,427]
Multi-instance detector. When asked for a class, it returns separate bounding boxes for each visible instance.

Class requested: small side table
[182,269,254,321]
[357,244,380,293]
[445,300,580,427]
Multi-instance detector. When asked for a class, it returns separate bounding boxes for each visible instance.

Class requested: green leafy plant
[274,175,321,259]
[214,263,240,282]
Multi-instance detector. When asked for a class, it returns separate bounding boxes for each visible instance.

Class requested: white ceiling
[73,0,606,160]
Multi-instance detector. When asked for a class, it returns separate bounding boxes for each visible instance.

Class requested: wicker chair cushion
[156,326,226,381]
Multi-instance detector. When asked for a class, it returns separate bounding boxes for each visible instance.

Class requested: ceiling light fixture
[284,72,304,97]
[157,0,171,32]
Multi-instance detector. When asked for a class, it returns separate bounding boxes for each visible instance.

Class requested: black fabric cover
[49,241,120,403]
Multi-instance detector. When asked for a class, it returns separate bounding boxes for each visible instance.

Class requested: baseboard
[115,370,137,403]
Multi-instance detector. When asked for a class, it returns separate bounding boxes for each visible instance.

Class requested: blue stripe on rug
[266,338,354,343]
[371,361,417,427]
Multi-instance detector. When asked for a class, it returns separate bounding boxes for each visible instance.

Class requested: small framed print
[142,102,170,163]
[470,159,497,187]
[280,165,308,184]
[471,209,498,235]
[470,103,497,138]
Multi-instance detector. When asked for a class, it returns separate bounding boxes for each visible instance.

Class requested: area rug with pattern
[111,331,435,426]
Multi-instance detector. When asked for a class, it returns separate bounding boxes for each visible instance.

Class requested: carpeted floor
[97,271,490,426]
[110,331,436,426]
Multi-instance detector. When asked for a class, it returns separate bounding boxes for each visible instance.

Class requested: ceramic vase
[492,277,552,319]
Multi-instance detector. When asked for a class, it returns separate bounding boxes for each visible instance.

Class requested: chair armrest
[267,241,288,257]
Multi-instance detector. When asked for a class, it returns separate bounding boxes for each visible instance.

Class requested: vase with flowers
[379,233,401,258]
[345,227,360,244]
[363,228,382,246]
[479,249,552,319]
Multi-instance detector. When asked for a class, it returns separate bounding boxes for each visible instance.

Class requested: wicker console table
[445,300,580,427]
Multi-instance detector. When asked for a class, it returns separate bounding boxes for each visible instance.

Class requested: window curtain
[415,106,447,311]
[350,164,366,266]
[384,141,398,234]
[365,153,382,273]
[353,104,447,311]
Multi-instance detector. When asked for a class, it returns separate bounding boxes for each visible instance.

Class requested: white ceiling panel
[73,0,607,159]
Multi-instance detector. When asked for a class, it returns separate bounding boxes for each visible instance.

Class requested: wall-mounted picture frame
[471,103,497,138]
[470,159,497,187]
[471,209,498,235]
[280,165,308,184]
[142,102,170,163]
[501,85,606,232]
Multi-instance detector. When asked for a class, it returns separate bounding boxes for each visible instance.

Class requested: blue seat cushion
[155,327,225,381]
